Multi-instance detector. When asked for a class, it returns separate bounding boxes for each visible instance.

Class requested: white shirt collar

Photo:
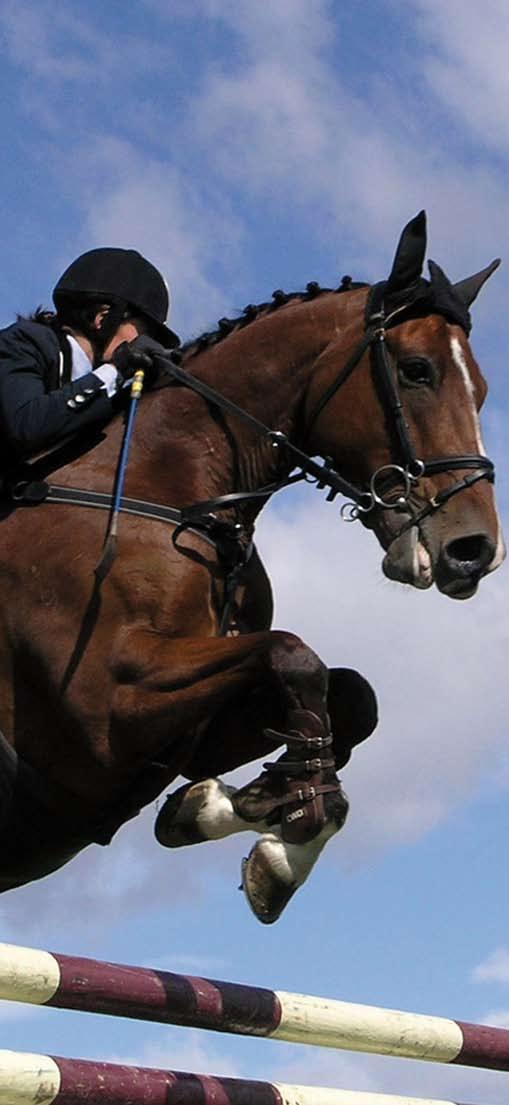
[67,334,94,382]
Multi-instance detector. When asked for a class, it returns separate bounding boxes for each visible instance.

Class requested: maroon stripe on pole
[56,1059,282,1105]
[48,953,282,1037]
[454,1019,509,1071]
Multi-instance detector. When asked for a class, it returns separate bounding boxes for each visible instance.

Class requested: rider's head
[53,248,179,363]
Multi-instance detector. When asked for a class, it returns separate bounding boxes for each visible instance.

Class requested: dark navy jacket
[0,320,114,460]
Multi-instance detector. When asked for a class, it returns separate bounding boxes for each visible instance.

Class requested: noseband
[305,298,495,532]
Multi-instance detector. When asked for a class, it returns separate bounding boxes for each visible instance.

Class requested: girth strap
[44,485,185,526]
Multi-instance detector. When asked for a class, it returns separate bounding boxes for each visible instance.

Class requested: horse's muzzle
[434,532,498,599]
[382,523,501,599]
[381,526,433,591]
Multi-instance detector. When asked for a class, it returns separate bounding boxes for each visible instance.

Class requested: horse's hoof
[241,834,298,924]
[154,778,237,847]
[241,808,346,924]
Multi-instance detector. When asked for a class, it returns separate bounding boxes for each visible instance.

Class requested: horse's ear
[386,211,427,292]
[453,259,501,307]
[427,259,453,296]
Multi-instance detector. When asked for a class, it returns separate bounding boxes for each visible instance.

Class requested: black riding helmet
[53,247,180,349]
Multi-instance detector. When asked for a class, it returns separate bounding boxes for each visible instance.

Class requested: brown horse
[0,212,504,923]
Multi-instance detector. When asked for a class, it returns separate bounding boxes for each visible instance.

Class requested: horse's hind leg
[154,685,285,847]
[155,663,377,845]
[182,665,377,779]
[151,636,376,922]
[236,665,377,923]
[0,734,89,892]
[158,664,377,849]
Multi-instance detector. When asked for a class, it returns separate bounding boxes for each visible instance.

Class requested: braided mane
[182,277,367,357]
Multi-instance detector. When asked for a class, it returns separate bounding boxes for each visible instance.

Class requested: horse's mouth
[382,526,483,599]
[382,527,434,591]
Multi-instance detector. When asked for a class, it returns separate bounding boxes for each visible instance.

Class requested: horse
[0,211,504,924]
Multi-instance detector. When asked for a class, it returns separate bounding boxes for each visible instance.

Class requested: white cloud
[473,948,509,984]
[134,3,506,321]
[4,0,508,291]
[0,0,176,85]
[61,143,246,336]
[407,0,509,152]
[255,490,509,859]
[147,0,335,60]
[254,1036,509,1105]
[111,1027,245,1079]
[19,124,245,338]
[480,1008,509,1028]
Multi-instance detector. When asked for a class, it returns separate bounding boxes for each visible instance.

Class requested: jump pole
[0,942,508,1072]
[0,1049,483,1105]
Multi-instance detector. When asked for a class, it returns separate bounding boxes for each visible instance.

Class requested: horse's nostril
[445,534,495,569]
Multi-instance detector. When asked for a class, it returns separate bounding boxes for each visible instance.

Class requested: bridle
[303,291,495,532]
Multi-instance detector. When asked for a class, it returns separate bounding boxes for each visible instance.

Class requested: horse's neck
[131,292,359,503]
[182,297,343,436]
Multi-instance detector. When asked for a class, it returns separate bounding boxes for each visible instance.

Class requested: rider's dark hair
[24,299,119,337]
[21,307,58,326]
[25,298,159,342]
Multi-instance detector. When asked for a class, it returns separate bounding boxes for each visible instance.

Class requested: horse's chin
[435,578,479,600]
[381,529,479,599]
[382,528,434,591]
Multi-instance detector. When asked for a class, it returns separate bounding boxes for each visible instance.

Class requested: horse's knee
[269,631,327,681]
[269,631,328,710]
[327,667,378,768]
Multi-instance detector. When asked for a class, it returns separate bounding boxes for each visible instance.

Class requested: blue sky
[0,2,508,1102]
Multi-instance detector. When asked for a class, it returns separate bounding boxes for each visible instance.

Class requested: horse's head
[305,212,505,598]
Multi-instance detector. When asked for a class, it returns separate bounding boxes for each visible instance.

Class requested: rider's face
[92,307,147,362]
[100,316,148,362]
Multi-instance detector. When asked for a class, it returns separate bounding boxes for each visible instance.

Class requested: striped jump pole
[0,1049,483,1105]
[0,942,508,1072]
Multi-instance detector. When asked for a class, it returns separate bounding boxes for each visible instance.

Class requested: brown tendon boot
[234,709,349,923]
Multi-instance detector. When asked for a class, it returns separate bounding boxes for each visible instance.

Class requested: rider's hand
[111,335,171,386]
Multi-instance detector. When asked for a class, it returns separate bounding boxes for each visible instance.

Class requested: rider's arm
[0,322,115,456]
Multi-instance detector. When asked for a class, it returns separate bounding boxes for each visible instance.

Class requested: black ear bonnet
[366,211,500,335]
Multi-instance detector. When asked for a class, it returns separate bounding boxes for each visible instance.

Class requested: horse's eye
[398,358,435,388]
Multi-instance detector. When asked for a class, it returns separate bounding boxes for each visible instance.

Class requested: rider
[0,248,179,464]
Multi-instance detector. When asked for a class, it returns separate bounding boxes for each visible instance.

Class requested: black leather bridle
[303,296,494,530]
